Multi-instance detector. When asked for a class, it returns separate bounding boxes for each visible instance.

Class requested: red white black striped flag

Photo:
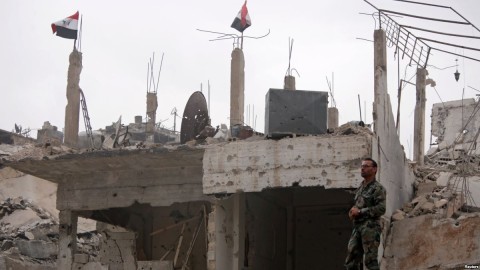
[231,1,251,33]
[51,11,79,40]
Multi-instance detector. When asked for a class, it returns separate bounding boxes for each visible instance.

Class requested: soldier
[345,158,386,270]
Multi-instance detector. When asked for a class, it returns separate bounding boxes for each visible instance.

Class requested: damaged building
[1,29,418,269]
[1,5,480,268]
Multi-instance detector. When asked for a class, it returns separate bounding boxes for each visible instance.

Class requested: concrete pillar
[413,68,427,165]
[284,75,296,90]
[64,49,82,148]
[58,210,78,270]
[146,92,158,134]
[135,115,142,124]
[230,48,245,127]
[373,29,387,135]
[328,107,339,129]
[211,199,233,270]
[232,193,246,270]
[209,194,245,270]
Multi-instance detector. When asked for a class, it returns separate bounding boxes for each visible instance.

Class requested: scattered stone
[391,210,405,221]
[24,231,34,240]
[416,181,437,197]
[15,239,57,259]
[420,202,435,212]
[434,199,448,208]
[1,240,13,251]
[435,172,452,187]
[74,253,89,264]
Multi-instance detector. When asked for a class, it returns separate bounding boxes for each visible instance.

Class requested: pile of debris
[0,197,101,269]
[391,163,479,222]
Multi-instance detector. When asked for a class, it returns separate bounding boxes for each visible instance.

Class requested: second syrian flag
[51,11,79,40]
[231,1,251,33]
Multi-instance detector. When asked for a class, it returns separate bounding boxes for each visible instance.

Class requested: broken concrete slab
[420,201,435,212]
[434,199,448,209]
[137,260,174,270]
[382,213,480,269]
[0,208,42,229]
[15,239,57,259]
[391,210,405,221]
[203,135,370,194]
[436,172,452,187]
[74,253,89,264]
[416,181,437,197]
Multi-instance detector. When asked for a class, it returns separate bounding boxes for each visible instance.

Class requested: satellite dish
[180,91,209,144]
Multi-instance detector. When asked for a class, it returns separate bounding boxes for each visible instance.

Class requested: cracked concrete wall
[203,135,370,194]
[431,98,480,147]
[98,223,137,270]
[372,29,415,217]
[382,214,480,269]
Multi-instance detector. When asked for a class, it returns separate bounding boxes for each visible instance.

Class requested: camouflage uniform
[345,179,386,270]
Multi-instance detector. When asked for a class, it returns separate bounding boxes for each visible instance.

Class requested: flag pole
[79,14,83,52]
[241,32,244,50]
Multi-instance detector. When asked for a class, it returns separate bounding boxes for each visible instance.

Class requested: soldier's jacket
[353,179,386,225]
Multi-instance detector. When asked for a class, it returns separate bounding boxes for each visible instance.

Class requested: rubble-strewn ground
[0,197,101,269]
[383,142,480,269]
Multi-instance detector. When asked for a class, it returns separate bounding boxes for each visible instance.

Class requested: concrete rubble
[382,98,480,269]
[0,197,101,269]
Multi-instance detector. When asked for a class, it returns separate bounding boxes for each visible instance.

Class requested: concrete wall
[372,29,415,216]
[431,98,479,146]
[382,214,480,269]
[203,135,371,194]
[0,168,57,216]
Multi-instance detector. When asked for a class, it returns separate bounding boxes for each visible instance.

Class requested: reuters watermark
[465,265,479,269]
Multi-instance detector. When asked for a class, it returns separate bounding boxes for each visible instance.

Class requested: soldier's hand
[349,207,361,219]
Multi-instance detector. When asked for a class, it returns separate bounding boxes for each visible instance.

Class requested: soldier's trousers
[344,220,381,270]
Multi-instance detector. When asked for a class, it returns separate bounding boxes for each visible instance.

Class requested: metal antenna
[326,74,337,108]
[196,28,270,49]
[358,94,363,121]
[171,107,178,133]
[208,80,211,114]
[155,53,164,93]
[146,52,164,94]
[285,37,300,77]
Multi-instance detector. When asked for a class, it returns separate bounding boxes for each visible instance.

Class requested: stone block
[435,199,448,209]
[1,240,13,251]
[416,182,437,196]
[0,208,41,229]
[81,262,109,270]
[15,239,57,259]
[391,210,405,221]
[436,172,452,187]
[137,260,174,270]
[426,147,438,156]
[74,253,89,264]
[420,202,435,211]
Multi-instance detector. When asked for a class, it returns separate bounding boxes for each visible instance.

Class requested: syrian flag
[51,11,79,40]
[231,1,251,33]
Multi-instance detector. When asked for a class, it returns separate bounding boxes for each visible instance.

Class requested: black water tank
[265,88,328,138]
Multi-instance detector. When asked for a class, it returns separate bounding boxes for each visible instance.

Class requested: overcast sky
[1,0,480,158]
